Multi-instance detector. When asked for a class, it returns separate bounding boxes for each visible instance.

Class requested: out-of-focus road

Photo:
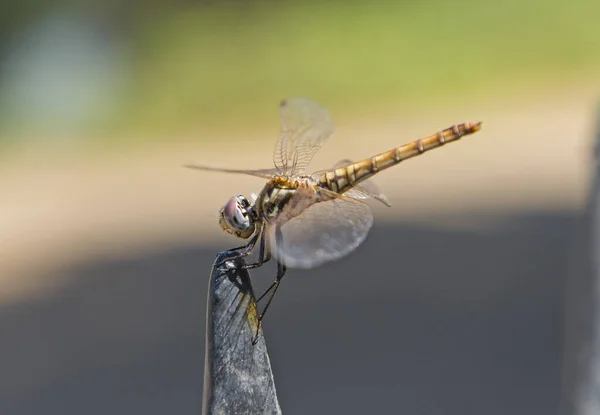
[0,212,573,415]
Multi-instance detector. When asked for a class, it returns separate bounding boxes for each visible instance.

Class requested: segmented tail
[318,122,482,194]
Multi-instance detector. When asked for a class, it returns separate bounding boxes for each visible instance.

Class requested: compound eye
[222,197,249,231]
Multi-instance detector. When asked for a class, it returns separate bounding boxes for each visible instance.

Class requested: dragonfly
[187,97,482,341]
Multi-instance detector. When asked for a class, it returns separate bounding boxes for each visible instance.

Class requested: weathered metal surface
[562,104,600,415]
[202,250,282,415]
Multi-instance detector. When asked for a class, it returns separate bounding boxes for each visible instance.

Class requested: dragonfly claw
[251,320,262,346]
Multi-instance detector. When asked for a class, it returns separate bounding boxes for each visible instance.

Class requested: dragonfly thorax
[219,195,256,239]
[255,176,320,224]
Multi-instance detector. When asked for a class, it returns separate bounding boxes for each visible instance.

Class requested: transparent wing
[272,97,335,175]
[313,159,391,207]
[184,163,279,180]
[345,187,391,207]
[268,189,373,269]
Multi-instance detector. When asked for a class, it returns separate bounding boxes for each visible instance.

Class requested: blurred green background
[1,0,599,144]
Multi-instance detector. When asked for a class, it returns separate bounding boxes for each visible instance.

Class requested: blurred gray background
[1,214,573,414]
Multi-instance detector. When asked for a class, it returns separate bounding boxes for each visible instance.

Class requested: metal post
[202,249,282,415]
[562,103,600,415]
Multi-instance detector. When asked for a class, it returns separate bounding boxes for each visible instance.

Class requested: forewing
[272,97,335,175]
[184,163,279,180]
[268,191,373,269]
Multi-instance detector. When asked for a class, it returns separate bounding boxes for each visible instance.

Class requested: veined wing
[268,188,373,269]
[273,98,335,176]
[312,159,391,207]
[184,163,279,180]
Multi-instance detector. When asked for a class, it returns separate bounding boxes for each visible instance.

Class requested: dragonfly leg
[252,262,287,345]
[252,226,287,345]
[215,231,261,271]
[243,232,272,270]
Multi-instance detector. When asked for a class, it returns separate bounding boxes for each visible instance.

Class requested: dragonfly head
[219,195,255,239]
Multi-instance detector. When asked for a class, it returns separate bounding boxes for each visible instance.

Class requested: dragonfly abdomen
[317,121,482,195]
